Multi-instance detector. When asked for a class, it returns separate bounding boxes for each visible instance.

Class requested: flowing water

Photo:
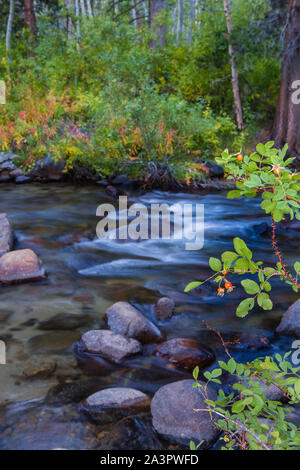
[0,183,299,449]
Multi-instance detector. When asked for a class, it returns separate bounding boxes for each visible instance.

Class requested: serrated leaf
[241,279,260,295]
[209,257,222,272]
[184,281,202,292]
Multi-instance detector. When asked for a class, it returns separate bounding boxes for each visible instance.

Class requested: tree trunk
[271,0,300,158]
[23,0,37,38]
[187,0,195,45]
[176,0,183,41]
[80,0,87,16]
[86,0,93,17]
[223,0,244,131]
[65,0,73,41]
[149,0,166,48]
[6,0,15,54]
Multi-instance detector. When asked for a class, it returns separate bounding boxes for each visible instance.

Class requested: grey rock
[0,161,15,172]
[81,329,142,363]
[82,387,151,424]
[9,168,24,179]
[0,213,13,257]
[151,379,219,447]
[277,299,300,338]
[0,172,11,183]
[155,297,175,320]
[15,176,32,184]
[106,301,162,344]
[31,156,65,182]
[0,153,19,165]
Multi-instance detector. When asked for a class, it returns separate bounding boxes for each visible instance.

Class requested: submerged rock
[151,379,219,447]
[106,301,162,344]
[0,249,45,284]
[0,213,13,257]
[22,359,56,380]
[276,299,300,338]
[155,297,175,320]
[38,313,90,331]
[81,387,151,424]
[80,329,142,363]
[154,338,215,371]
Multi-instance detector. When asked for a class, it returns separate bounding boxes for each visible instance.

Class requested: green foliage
[185,142,300,317]
[0,1,285,175]
[191,354,300,450]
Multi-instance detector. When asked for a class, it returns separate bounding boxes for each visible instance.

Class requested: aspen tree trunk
[86,0,93,17]
[271,0,300,159]
[223,0,244,130]
[187,0,195,45]
[80,0,87,16]
[177,0,184,40]
[65,0,73,40]
[6,0,15,53]
[131,0,138,29]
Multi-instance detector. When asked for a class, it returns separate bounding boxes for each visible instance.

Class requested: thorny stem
[271,216,300,289]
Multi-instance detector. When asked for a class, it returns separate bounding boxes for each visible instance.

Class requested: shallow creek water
[0,183,299,449]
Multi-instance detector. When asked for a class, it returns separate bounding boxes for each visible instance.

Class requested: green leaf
[273,208,284,222]
[257,292,273,310]
[256,143,265,155]
[211,368,222,378]
[193,366,199,380]
[241,279,260,295]
[232,399,246,414]
[234,258,249,272]
[236,298,255,318]
[227,358,236,374]
[184,281,202,292]
[209,257,222,272]
[221,251,239,266]
[227,190,242,199]
[233,238,252,259]
[294,262,300,274]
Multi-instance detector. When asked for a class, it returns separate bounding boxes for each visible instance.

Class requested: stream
[0,183,299,449]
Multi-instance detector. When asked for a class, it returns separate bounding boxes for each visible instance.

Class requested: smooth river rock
[154,338,215,371]
[0,249,45,284]
[81,387,151,424]
[151,379,219,447]
[0,213,13,257]
[277,299,300,338]
[106,301,162,344]
[155,297,175,320]
[80,329,142,363]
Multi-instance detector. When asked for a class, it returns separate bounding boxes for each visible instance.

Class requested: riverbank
[0,152,236,193]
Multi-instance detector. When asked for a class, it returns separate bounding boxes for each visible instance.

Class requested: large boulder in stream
[0,213,13,257]
[80,329,142,363]
[151,379,219,447]
[81,387,151,424]
[276,299,300,338]
[106,301,162,344]
[154,338,215,371]
[0,249,45,284]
